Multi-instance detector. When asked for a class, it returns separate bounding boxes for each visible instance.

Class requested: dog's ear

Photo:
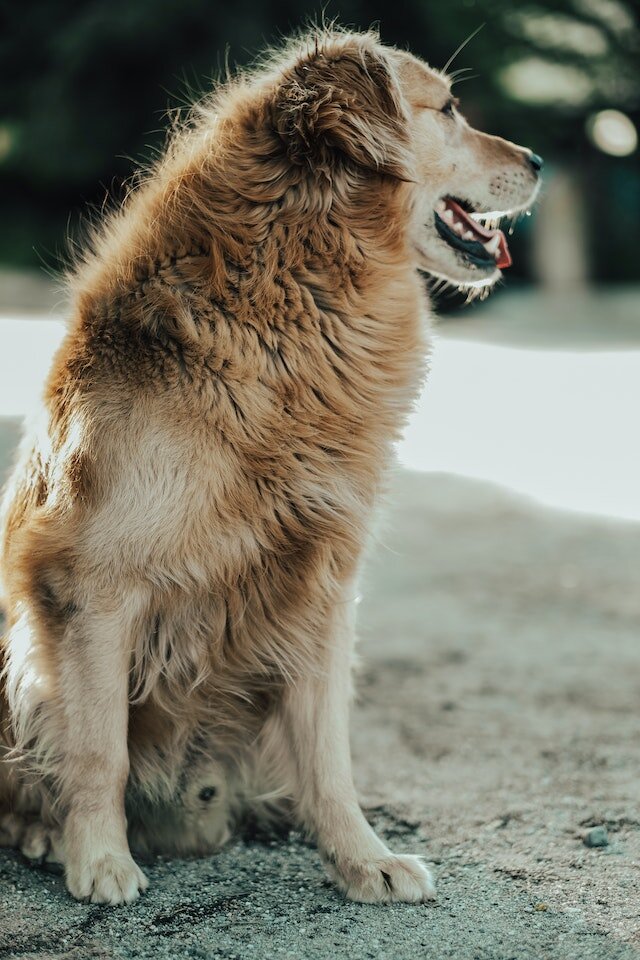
[273,41,413,180]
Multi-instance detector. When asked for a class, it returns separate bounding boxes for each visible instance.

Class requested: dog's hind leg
[0,739,40,847]
[277,589,436,904]
[0,755,24,847]
[0,748,62,864]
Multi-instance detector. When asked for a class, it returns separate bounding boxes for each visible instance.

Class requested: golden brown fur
[0,27,540,904]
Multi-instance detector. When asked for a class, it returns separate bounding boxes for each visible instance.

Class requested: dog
[0,27,541,905]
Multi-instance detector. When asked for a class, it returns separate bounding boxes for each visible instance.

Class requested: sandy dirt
[1,280,640,958]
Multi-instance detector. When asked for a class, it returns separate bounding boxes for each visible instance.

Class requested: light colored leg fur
[280,590,435,904]
[60,597,148,903]
[12,592,150,904]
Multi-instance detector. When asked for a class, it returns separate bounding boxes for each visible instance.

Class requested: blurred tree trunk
[531,166,589,289]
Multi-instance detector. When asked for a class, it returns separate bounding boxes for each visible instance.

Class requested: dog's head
[273,31,542,290]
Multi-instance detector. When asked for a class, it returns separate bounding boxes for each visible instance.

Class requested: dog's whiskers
[450,73,479,87]
[447,67,474,82]
[442,23,485,75]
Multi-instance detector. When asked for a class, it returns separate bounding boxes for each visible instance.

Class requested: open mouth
[434,197,512,271]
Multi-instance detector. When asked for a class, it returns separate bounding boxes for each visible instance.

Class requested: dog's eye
[199,786,218,802]
[441,98,456,118]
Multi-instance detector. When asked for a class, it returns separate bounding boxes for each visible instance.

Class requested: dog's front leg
[54,594,148,904]
[281,593,435,904]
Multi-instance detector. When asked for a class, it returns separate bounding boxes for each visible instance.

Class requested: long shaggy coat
[0,26,539,904]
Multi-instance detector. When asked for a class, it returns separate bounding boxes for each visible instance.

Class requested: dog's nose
[528,152,544,173]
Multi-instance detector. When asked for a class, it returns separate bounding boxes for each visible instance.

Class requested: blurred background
[3,4,640,952]
[1,0,639,517]
[0,0,638,282]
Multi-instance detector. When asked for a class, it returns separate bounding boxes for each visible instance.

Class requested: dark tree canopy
[1,0,638,279]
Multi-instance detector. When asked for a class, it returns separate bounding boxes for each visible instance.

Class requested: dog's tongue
[446,199,512,270]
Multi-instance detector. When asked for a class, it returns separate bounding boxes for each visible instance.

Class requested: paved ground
[1,276,640,959]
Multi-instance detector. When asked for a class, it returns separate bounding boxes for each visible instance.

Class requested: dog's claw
[66,852,148,905]
[328,852,436,904]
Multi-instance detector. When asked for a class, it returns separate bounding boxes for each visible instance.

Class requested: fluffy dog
[0,27,541,904]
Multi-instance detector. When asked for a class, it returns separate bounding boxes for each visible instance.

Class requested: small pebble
[583,826,609,848]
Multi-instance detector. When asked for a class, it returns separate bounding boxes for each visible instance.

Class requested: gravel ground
[2,825,639,960]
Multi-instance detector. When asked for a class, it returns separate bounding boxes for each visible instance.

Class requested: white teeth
[453,222,464,235]
[484,234,500,256]
[443,209,454,224]
[471,210,507,222]
[436,199,446,213]
[463,230,474,241]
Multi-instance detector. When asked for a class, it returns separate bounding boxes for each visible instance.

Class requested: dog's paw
[66,852,149,905]
[0,812,26,847]
[328,852,436,904]
[20,821,50,860]
[20,820,64,865]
